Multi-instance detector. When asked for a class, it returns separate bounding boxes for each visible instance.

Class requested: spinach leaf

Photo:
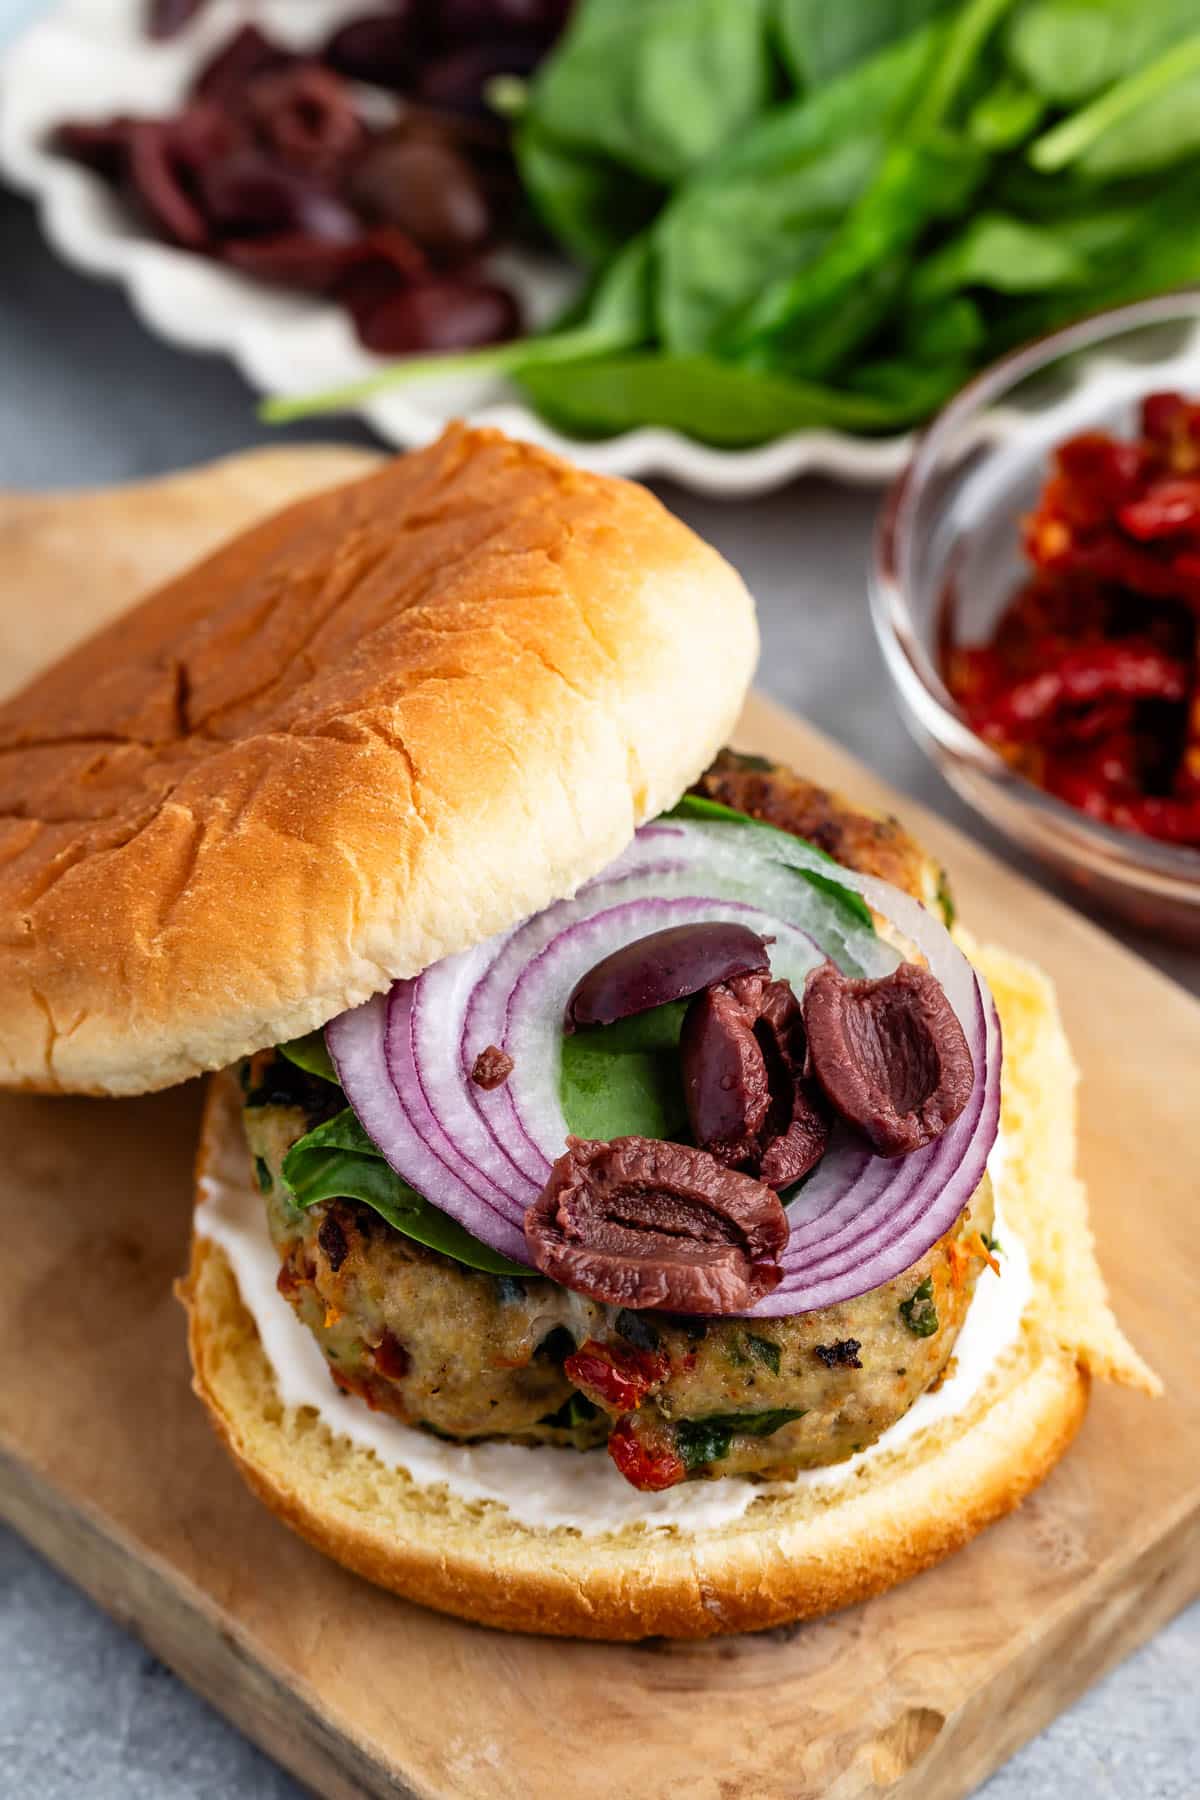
[775,0,953,88]
[908,0,1022,134]
[526,0,777,186]
[575,1001,689,1056]
[517,124,661,266]
[514,351,937,445]
[278,1029,340,1085]
[539,1393,600,1429]
[676,1419,735,1471]
[281,1108,530,1276]
[654,29,937,356]
[747,1334,782,1375]
[967,74,1045,148]
[899,1274,939,1336]
[676,1408,806,1471]
[1029,33,1200,177]
[897,294,986,364]
[910,212,1093,301]
[723,133,986,360]
[560,1025,688,1142]
[988,174,1200,346]
[1007,0,1199,105]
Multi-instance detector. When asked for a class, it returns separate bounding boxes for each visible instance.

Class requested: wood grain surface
[1,450,1197,1800]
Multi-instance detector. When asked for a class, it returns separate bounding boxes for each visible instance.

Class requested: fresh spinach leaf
[899,1274,939,1336]
[722,133,986,359]
[514,351,938,445]
[676,1407,806,1471]
[967,74,1045,147]
[910,212,1093,301]
[559,1029,688,1142]
[517,123,661,265]
[281,1108,530,1276]
[775,0,953,88]
[1029,32,1200,176]
[747,1334,782,1376]
[575,1001,689,1056]
[279,1029,340,1085]
[676,1419,735,1471]
[539,1393,600,1429]
[1007,0,1199,105]
[654,29,937,356]
[527,0,777,186]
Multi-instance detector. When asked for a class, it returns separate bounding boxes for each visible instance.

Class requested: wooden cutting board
[1,449,1198,1800]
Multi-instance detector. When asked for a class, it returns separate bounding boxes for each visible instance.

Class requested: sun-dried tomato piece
[1052,433,1149,520]
[525,1137,788,1314]
[372,1331,411,1382]
[606,1415,686,1492]
[943,391,1200,845]
[969,642,1189,743]
[1119,480,1200,542]
[1142,392,1200,468]
[1109,794,1200,845]
[563,1339,669,1414]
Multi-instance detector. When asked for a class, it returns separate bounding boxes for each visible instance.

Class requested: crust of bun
[0,426,757,1097]
[179,940,1147,1640]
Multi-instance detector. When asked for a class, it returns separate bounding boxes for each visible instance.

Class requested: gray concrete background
[0,181,1197,1798]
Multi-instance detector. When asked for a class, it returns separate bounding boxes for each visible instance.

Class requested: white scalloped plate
[0,0,914,494]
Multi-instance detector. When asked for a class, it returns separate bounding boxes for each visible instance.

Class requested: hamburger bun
[181,938,1157,1640]
[0,426,756,1097]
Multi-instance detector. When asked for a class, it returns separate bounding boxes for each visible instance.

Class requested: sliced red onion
[324,817,1001,1315]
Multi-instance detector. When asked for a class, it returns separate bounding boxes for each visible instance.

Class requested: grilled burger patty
[241,758,995,1484]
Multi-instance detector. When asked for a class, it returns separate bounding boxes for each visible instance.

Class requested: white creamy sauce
[196,1128,1031,1536]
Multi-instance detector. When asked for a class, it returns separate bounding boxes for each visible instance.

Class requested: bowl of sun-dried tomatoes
[871,292,1200,945]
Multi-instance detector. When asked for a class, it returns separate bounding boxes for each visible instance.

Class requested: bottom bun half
[181,941,1150,1640]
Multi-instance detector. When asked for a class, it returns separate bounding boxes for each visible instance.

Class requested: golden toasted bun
[180,942,1155,1640]
[0,426,756,1097]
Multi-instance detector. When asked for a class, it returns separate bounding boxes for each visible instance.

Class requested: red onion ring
[325,818,1000,1315]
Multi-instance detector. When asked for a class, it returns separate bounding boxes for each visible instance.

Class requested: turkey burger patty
[241,757,996,1488]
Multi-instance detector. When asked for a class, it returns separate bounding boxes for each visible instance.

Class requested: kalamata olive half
[525,1136,788,1313]
[802,961,975,1157]
[348,133,492,255]
[416,40,544,115]
[196,151,360,240]
[323,7,421,89]
[192,26,294,108]
[349,276,520,354]
[566,922,771,1031]
[432,0,573,42]
[147,0,205,41]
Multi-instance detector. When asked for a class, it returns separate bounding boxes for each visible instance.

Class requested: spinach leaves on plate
[267,0,1200,449]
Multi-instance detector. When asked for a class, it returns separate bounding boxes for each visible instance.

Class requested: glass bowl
[870,292,1200,946]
